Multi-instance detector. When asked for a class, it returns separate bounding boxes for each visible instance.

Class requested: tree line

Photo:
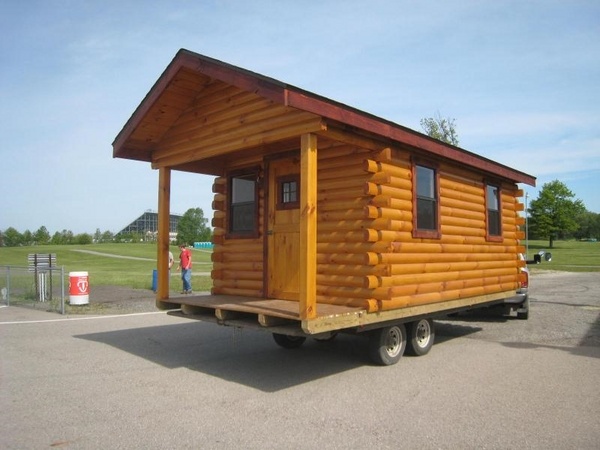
[0,207,212,247]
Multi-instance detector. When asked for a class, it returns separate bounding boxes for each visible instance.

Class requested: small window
[413,163,440,238]
[486,184,502,240]
[228,171,258,236]
[277,175,299,210]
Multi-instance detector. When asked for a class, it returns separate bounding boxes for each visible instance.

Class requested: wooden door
[267,157,301,300]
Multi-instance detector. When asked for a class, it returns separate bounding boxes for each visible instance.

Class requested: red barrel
[69,271,89,305]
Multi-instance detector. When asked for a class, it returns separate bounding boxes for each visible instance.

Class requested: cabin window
[486,184,502,240]
[277,175,300,210]
[228,171,258,237]
[413,163,440,239]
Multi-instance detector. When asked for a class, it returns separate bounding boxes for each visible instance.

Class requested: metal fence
[0,265,66,314]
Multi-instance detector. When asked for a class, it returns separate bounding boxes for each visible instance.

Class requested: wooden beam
[300,133,318,320]
[156,167,172,305]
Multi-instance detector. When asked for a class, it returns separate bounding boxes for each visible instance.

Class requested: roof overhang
[113,49,536,187]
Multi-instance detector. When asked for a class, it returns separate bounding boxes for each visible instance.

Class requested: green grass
[0,243,214,290]
[525,240,600,272]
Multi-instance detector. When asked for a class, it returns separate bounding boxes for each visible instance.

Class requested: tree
[528,180,586,248]
[573,211,600,240]
[34,226,51,245]
[420,112,459,146]
[3,227,23,247]
[177,208,211,245]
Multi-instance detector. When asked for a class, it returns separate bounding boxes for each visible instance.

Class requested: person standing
[177,244,192,294]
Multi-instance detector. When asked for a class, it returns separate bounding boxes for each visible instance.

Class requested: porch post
[300,133,317,320]
[156,167,172,306]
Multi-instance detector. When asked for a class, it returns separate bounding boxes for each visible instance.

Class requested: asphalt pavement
[1,271,598,449]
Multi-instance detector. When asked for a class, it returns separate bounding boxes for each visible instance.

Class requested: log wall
[314,142,525,313]
[209,132,525,313]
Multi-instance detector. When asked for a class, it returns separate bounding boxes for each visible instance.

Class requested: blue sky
[1,0,599,235]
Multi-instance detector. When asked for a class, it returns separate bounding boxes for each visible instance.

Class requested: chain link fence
[0,265,66,314]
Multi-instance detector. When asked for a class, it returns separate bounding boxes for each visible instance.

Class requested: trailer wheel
[368,324,406,366]
[517,297,530,320]
[272,333,306,349]
[406,319,435,356]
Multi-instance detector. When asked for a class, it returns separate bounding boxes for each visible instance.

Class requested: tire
[314,332,338,343]
[517,297,530,320]
[272,333,306,349]
[406,319,435,356]
[368,324,407,366]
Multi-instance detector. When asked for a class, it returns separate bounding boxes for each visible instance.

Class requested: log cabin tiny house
[113,49,536,364]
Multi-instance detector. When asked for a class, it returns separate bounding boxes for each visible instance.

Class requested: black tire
[406,319,435,356]
[272,333,306,349]
[314,332,338,343]
[368,324,407,366]
[517,297,530,320]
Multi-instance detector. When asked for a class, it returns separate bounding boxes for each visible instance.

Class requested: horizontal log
[317,230,377,243]
[213,278,263,290]
[219,270,263,281]
[319,176,369,191]
[211,217,224,228]
[386,175,413,191]
[382,274,518,298]
[439,177,483,197]
[440,225,486,238]
[317,285,390,301]
[318,186,369,202]
[440,186,483,206]
[365,183,412,206]
[317,198,367,212]
[153,117,326,168]
[380,267,517,288]
[440,196,485,213]
[211,287,264,297]
[440,206,485,222]
[316,274,368,288]
[316,252,379,265]
[441,215,486,229]
[317,143,372,160]
[318,209,367,221]
[213,261,263,271]
[388,259,517,276]
[315,295,373,309]
[390,241,521,254]
[214,252,263,263]
[319,127,388,152]
[157,100,295,154]
[363,160,411,179]
[384,251,518,265]
[212,200,225,211]
[317,160,368,176]
[317,219,388,232]
[162,101,287,150]
[318,241,394,254]
[365,205,412,220]
[317,264,391,277]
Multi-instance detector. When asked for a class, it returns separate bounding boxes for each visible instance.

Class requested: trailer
[113,49,535,365]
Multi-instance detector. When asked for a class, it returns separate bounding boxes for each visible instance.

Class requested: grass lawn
[0,243,214,290]
[525,240,600,272]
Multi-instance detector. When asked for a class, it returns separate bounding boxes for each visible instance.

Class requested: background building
[117,210,181,242]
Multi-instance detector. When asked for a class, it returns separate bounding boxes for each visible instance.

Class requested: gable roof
[113,49,535,186]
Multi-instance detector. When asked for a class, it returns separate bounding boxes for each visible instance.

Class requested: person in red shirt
[177,244,192,294]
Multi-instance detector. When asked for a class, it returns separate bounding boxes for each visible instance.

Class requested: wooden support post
[300,133,317,320]
[156,167,173,305]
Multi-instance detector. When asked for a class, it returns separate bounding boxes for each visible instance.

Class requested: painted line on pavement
[0,309,174,325]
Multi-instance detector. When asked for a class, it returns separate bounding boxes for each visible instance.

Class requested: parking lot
[1,271,599,449]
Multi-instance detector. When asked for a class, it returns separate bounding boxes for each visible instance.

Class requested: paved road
[1,272,598,449]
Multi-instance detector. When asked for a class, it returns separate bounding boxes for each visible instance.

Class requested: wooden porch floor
[165,294,366,335]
